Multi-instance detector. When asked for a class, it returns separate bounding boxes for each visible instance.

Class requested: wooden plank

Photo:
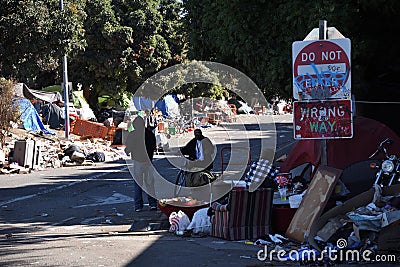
[285,165,342,242]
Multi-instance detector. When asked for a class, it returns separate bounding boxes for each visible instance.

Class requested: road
[0,114,297,267]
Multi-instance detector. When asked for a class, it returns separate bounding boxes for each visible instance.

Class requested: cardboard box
[286,166,342,243]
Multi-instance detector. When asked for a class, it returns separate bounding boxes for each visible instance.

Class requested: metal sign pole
[319,19,328,166]
[60,0,70,139]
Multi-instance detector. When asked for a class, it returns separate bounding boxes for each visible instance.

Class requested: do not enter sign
[292,38,351,100]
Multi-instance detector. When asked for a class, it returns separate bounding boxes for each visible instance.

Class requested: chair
[219,146,252,180]
[223,104,237,122]
[210,188,274,241]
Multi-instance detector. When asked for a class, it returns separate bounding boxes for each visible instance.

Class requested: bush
[0,78,20,149]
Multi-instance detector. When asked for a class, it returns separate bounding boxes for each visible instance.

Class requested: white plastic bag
[168,210,191,233]
[159,133,169,151]
[186,208,211,234]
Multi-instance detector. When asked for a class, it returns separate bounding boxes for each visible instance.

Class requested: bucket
[168,127,176,135]
[289,194,303,208]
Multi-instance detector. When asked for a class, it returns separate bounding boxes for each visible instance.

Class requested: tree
[183,0,400,102]
[68,0,187,111]
[0,0,187,111]
[146,60,226,100]
[0,0,86,88]
[0,78,19,149]
[68,0,134,110]
[112,0,185,91]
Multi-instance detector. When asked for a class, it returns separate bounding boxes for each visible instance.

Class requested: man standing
[125,116,158,212]
[145,108,159,132]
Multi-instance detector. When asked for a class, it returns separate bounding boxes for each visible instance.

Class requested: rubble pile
[0,127,126,175]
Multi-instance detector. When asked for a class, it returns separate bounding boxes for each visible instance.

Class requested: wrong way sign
[293,99,353,139]
[292,38,351,100]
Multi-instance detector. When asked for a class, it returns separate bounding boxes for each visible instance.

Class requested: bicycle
[174,168,187,196]
[174,164,216,196]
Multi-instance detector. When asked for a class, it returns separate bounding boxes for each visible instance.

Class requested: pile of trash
[251,184,400,265]
[0,127,126,175]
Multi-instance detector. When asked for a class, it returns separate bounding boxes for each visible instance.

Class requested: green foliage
[0,78,19,148]
[67,0,186,109]
[1,0,399,109]
[69,0,134,106]
[112,0,186,91]
[0,0,186,111]
[0,0,86,87]
[183,0,400,101]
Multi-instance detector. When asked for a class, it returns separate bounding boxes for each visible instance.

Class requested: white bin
[13,139,35,168]
[289,194,303,208]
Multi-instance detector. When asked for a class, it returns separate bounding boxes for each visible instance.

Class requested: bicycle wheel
[174,169,186,196]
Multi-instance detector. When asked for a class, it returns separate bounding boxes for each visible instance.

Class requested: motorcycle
[369,138,400,187]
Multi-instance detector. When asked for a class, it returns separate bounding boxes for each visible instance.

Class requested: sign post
[60,0,70,140]
[292,20,353,165]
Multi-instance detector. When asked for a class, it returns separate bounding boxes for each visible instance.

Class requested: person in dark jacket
[180,129,215,170]
[145,108,159,133]
[125,116,157,212]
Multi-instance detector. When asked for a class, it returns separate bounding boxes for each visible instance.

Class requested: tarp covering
[14,83,63,103]
[13,98,55,135]
[72,91,96,121]
[156,94,179,117]
[132,94,180,117]
[42,103,65,130]
[280,116,400,172]
[132,96,155,111]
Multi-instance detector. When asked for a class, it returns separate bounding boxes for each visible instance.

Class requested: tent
[155,94,180,117]
[41,103,65,130]
[131,96,154,111]
[279,116,400,173]
[13,98,55,135]
[14,83,63,103]
[279,116,400,198]
[132,94,180,117]
[15,83,65,130]
[41,85,96,121]
[72,91,96,121]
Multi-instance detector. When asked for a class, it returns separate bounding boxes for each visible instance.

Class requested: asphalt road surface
[0,114,302,267]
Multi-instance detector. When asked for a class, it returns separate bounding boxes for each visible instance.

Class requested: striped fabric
[169,213,180,232]
[210,188,274,241]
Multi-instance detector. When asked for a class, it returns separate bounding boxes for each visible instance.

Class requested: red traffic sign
[292,38,351,100]
[293,100,353,139]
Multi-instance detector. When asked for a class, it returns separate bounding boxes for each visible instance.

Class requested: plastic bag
[168,210,191,233]
[186,208,211,234]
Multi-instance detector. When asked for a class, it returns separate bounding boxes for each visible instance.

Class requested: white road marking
[51,217,77,226]
[73,193,134,208]
[0,166,129,207]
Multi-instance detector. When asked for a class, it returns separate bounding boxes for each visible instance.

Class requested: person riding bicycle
[179,129,216,186]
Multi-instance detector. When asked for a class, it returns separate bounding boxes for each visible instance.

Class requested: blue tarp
[154,99,166,115]
[132,94,180,117]
[161,94,180,117]
[132,96,155,112]
[13,98,55,135]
